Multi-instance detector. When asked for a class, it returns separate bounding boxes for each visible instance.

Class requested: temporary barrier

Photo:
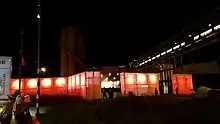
[85,71,101,100]
[66,71,101,100]
[120,72,159,96]
[10,71,193,99]
[172,74,193,95]
[10,79,24,94]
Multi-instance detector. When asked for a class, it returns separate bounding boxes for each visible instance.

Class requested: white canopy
[195,86,212,98]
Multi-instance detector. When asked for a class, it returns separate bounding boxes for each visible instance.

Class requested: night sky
[2,1,219,77]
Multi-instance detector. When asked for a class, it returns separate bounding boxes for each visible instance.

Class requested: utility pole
[18,31,24,91]
[36,0,41,117]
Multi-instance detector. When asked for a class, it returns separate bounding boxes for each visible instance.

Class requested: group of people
[0,90,32,124]
[102,87,114,100]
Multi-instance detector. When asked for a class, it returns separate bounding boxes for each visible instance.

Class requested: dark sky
[2,1,219,77]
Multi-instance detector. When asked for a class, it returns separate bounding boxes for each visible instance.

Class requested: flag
[19,49,26,66]
[20,56,26,66]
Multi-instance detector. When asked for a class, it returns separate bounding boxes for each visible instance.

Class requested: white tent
[195,86,212,98]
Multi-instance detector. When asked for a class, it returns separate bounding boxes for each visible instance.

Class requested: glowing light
[12,80,23,89]
[126,73,135,84]
[126,77,134,84]
[137,74,146,84]
[42,78,52,88]
[76,75,80,85]
[104,78,108,81]
[149,74,157,84]
[55,78,65,87]
[41,67,46,72]
[37,14,40,19]
[81,74,85,85]
[71,76,75,86]
[28,79,37,88]
[101,81,120,88]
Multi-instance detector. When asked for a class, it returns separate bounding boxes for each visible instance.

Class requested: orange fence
[10,71,102,100]
[10,71,194,99]
[172,74,193,95]
[67,71,101,100]
[120,73,159,96]
[10,77,68,96]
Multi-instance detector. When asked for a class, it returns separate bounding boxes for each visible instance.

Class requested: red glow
[149,74,157,84]
[9,71,193,99]
[27,79,37,88]
[80,73,86,86]
[137,73,146,84]
[11,79,23,90]
[172,74,193,95]
[121,73,159,96]
[55,78,66,87]
[42,78,52,88]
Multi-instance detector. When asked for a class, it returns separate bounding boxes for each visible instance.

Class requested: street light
[41,67,46,72]
[36,0,41,117]
[41,67,46,76]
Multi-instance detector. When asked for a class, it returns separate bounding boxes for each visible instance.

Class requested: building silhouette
[60,25,85,76]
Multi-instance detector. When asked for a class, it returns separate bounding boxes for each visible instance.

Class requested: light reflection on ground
[29,106,50,116]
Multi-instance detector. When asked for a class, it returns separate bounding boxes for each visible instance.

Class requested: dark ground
[31,95,220,124]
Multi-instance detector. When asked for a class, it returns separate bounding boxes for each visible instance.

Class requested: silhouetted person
[191,89,195,95]
[175,87,178,95]
[102,87,107,100]
[155,88,158,96]
[109,87,114,99]
[13,90,26,124]
[24,93,30,114]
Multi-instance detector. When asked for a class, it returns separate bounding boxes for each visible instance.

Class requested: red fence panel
[120,72,159,96]
[172,74,193,95]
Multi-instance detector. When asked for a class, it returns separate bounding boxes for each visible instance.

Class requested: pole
[18,31,24,91]
[180,54,183,71]
[36,0,41,117]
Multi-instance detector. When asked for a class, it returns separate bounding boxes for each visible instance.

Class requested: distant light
[41,67,46,72]
[37,14,40,19]
[189,35,191,37]
[208,24,211,27]
[105,78,108,81]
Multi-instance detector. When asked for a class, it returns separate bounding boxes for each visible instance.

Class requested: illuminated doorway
[159,70,173,95]
[101,72,121,99]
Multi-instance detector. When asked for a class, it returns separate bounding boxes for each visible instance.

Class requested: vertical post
[19,31,24,91]
[36,0,41,117]
[180,55,183,71]
[123,72,126,96]
[173,57,176,68]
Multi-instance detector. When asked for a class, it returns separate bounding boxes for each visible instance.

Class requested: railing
[130,23,220,68]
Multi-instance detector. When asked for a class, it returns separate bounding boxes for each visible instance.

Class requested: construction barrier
[172,74,193,95]
[120,73,159,96]
[10,71,194,99]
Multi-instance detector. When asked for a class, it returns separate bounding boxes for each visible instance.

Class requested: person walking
[24,93,30,113]
[13,90,26,124]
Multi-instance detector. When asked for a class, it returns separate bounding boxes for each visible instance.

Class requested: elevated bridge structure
[127,8,220,94]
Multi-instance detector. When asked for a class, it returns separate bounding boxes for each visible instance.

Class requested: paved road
[29,106,50,116]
